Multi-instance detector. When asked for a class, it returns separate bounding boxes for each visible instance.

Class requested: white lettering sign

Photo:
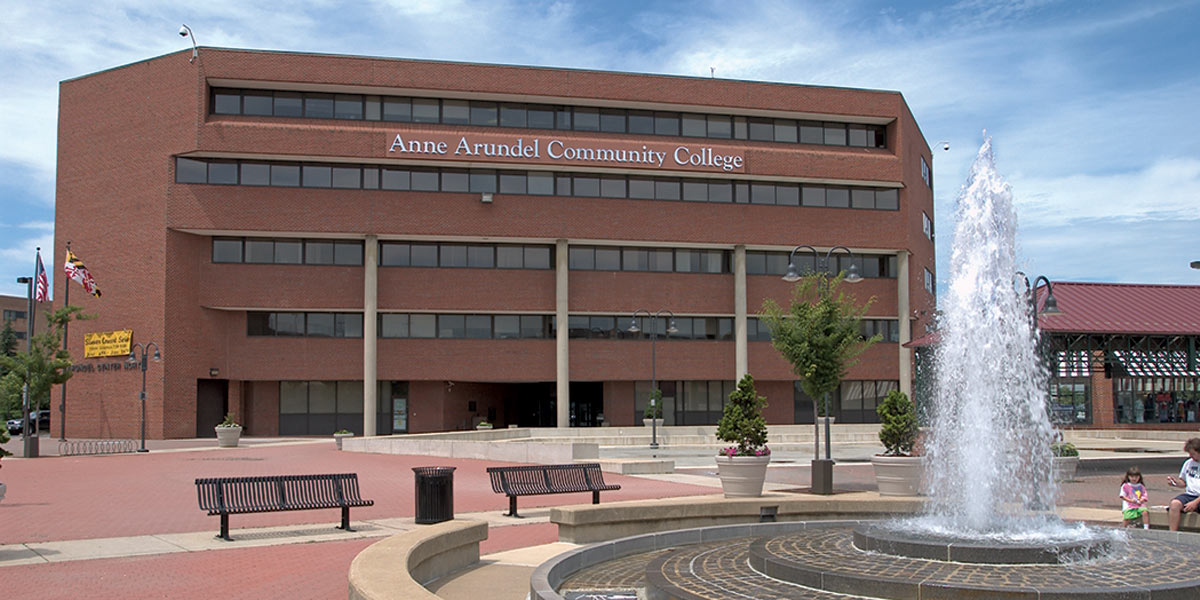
[388,134,744,172]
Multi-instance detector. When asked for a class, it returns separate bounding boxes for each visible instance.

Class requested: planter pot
[871,455,924,496]
[1052,456,1079,482]
[818,416,836,425]
[333,432,354,450]
[475,424,493,430]
[215,426,242,448]
[715,454,771,498]
[642,418,664,428]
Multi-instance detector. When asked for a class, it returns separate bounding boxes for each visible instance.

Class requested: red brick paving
[0,441,715,543]
[1,537,375,599]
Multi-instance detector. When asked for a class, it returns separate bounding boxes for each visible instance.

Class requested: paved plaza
[0,432,1193,599]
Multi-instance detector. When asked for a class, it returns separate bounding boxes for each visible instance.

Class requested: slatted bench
[486,463,620,518]
[195,473,374,540]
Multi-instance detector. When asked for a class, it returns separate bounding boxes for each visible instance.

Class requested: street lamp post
[127,342,161,453]
[628,309,678,450]
[15,276,37,458]
[781,245,862,494]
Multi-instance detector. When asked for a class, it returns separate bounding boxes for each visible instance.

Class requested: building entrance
[196,379,227,437]
[569,382,604,427]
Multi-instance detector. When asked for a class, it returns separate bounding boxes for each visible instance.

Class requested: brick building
[1,294,53,345]
[53,48,937,439]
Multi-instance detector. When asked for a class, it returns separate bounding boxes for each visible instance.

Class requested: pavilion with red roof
[907,282,1200,429]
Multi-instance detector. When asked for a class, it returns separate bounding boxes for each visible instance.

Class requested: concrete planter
[871,455,924,496]
[642,418,664,428]
[1052,455,1079,482]
[215,425,242,448]
[715,454,771,497]
[333,432,354,450]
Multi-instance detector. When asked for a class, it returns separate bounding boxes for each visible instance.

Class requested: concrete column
[897,250,912,399]
[363,235,378,436]
[556,239,570,428]
[734,245,748,380]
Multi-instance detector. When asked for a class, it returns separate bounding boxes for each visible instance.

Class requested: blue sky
[1,0,1197,300]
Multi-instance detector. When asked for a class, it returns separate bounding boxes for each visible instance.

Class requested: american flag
[64,249,101,297]
[34,250,49,302]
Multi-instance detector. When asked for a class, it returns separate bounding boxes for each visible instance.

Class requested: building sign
[388,132,746,173]
[83,329,133,359]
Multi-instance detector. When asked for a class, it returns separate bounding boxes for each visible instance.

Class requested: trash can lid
[412,466,456,475]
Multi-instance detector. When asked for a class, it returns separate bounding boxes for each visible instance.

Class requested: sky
[1,0,1197,301]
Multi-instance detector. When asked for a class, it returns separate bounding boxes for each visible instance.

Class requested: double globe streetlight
[782,245,862,495]
[628,309,677,450]
[128,342,161,453]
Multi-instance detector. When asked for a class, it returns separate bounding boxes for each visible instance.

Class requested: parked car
[6,411,50,435]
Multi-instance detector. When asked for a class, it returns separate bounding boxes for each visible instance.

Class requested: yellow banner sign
[84,329,133,359]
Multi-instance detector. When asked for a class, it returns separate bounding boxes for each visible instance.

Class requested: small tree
[716,373,769,456]
[0,320,18,357]
[0,306,89,419]
[761,273,878,418]
[876,389,918,456]
[643,388,663,419]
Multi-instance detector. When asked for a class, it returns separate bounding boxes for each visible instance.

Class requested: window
[924,268,935,293]
[921,156,931,187]
[922,212,933,239]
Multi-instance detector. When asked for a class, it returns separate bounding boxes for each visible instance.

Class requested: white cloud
[1012,157,1200,226]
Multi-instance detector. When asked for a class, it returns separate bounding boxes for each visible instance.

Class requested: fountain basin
[853,522,1115,564]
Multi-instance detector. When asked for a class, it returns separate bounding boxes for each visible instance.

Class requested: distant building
[0,294,54,344]
[53,48,937,440]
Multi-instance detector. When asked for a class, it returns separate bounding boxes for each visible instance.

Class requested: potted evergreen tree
[642,388,664,428]
[715,374,771,497]
[215,412,242,448]
[333,428,354,450]
[871,389,924,496]
[1051,440,1079,482]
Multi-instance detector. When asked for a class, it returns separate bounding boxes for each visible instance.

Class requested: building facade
[0,294,53,345]
[54,48,937,439]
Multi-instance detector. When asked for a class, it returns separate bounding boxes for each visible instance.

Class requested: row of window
[210,88,888,149]
[175,158,901,210]
[210,238,899,279]
[213,238,364,265]
[2,309,27,321]
[380,243,552,270]
[747,251,898,279]
[246,311,900,343]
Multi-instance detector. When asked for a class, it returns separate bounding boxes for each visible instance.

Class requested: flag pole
[60,242,70,441]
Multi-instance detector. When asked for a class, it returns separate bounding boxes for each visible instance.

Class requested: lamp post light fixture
[1014,272,1063,331]
[178,24,198,63]
[127,342,161,453]
[1191,261,1200,270]
[628,308,678,450]
[780,244,863,494]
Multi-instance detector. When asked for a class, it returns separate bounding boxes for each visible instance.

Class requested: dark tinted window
[208,162,238,185]
[334,95,363,120]
[212,239,242,263]
[176,158,207,183]
[305,94,334,119]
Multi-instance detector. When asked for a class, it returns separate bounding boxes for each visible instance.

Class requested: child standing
[1119,466,1150,529]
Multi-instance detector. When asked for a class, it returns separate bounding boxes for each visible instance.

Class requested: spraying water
[901,136,1094,542]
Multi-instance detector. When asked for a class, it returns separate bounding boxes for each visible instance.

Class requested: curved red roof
[1036,282,1200,335]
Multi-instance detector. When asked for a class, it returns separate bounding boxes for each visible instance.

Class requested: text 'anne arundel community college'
[388,134,745,172]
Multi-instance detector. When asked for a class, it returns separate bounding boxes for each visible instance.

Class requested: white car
[5,419,20,435]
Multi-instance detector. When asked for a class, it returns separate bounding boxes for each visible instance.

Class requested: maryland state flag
[65,249,101,297]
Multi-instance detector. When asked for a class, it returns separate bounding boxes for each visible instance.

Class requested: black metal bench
[486,463,620,518]
[194,473,373,540]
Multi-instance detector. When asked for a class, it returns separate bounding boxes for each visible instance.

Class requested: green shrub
[876,389,918,456]
[1051,441,1078,457]
[643,388,663,419]
[716,374,769,457]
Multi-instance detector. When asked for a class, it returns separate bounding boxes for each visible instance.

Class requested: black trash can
[413,466,455,524]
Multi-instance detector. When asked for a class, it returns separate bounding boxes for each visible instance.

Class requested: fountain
[538,138,1200,599]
